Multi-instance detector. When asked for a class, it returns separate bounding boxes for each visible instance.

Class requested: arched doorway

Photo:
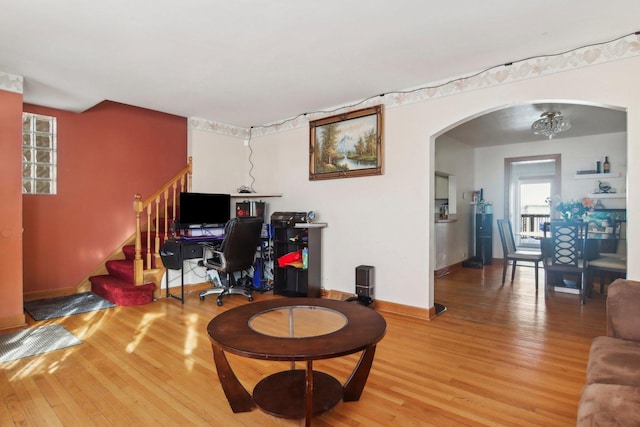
[433,101,627,303]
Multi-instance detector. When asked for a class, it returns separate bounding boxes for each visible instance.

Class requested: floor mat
[24,292,116,320]
[0,324,82,363]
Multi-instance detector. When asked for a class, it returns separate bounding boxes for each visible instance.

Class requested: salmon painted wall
[22,101,187,295]
[0,89,25,328]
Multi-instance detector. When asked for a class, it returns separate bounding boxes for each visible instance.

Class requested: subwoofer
[355,265,374,299]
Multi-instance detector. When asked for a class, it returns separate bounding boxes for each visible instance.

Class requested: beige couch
[577,279,640,425]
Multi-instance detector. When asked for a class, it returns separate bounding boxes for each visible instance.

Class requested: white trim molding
[190,33,640,139]
[0,71,23,94]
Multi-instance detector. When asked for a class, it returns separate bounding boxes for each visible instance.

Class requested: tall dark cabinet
[475,213,493,265]
[271,213,326,298]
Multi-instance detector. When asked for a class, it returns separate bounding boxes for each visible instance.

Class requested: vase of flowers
[553,197,593,221]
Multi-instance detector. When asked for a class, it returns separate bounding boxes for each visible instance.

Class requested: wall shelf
[230,193,283,198]
[294,223,327,229]
[574,172,621,179]
[587,193,626,199]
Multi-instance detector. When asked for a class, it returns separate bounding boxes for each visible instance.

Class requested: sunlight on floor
[183,313,199,370]
[6,308,118,381]
[126,312,164,353]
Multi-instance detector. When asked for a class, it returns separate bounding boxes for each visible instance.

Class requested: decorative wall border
[0,71,24,94]
[191,33,640,139]
[189,117,250,139]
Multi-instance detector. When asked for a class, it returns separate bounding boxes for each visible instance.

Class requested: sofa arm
[607,279,640,341]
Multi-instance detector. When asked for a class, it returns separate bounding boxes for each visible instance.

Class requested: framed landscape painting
[309,105,383,180]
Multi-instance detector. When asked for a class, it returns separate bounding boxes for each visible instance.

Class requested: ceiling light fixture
[531,111,571,139]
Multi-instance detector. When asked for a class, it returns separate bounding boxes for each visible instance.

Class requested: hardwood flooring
[1,263,606,426]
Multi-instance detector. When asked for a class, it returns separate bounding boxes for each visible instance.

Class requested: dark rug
[24,292,116,321]
[0,324,82,363]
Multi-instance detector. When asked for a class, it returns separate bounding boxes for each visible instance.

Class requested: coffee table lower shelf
[253,369,343,419]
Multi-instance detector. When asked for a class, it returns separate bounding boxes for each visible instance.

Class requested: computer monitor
[178,192,231,229]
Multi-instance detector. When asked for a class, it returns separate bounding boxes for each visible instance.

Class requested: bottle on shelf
[603,156,611,173]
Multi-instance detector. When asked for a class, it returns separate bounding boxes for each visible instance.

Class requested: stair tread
[90,274,155,306]
[120,247,161,269]
[90,274,137,288]
[106,259,134,283]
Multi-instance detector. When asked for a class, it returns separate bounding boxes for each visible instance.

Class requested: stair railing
[133,157,192,285]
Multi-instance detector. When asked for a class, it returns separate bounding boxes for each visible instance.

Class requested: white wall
[434,135,475,270]
[474,132,627,258]
[189,129,247,193]
[190,55,640,311]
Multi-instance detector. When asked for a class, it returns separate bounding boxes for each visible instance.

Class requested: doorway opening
[505,154,560,249]
[518,180,551,248]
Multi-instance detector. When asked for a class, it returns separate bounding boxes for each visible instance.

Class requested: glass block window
[22,113,57,194]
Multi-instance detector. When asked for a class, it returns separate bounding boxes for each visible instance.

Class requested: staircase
[88,158,192,306]
[89,232,160,306]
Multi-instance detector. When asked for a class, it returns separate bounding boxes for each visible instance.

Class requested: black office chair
[542,220,589,304]
[496,219,544,290]
[199,217,264,306]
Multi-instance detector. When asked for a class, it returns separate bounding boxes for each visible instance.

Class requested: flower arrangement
[553,197,594,221]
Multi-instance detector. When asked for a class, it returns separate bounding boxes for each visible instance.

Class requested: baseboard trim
[321,288,433,320]
[370,299,432,320]
[0,313,27,331]
[435,262,463,278]
[23,286,78,302]
[164,281,216,297]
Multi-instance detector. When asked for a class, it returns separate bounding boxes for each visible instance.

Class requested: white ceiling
[443,102,627,147]
[1,0,638,135]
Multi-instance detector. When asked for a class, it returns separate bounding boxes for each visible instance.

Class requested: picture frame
[309,105,383,180]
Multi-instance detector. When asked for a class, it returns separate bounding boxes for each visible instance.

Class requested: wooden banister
[133,157,192,285]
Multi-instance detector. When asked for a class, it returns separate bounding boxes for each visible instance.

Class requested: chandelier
[531,111,571,139]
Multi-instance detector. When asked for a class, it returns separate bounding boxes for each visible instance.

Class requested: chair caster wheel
[199,295,205,301]
[248,296,253,302]
[217,300,223,306]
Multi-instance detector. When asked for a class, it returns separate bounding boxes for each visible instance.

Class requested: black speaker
[355,265,374,299]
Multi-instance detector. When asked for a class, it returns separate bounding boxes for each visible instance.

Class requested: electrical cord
[247,126,256,192]
[240,29,639,193]
[248,30,640,132]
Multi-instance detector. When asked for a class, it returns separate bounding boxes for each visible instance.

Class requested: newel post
[133,194,144,285]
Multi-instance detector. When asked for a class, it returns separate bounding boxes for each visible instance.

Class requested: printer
[270,211,309,227]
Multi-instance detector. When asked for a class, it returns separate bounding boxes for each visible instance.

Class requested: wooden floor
[2,263,606,426]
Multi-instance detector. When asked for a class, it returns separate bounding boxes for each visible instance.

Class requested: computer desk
[160,236,224,303]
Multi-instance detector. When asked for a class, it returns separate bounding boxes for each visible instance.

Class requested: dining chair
[587,221,627,294]
[496,219,544,290]
[542,220,590,304]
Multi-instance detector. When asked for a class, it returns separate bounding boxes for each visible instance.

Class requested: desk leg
[166,266,185,304]
[211,344,255,413]
[180,264,184,303]
[343,345,377,401]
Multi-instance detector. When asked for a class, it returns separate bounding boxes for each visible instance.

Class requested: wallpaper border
[190,33,640,139]
[0,72,24,94]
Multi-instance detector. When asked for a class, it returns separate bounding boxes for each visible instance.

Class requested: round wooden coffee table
[207,298,386,426]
